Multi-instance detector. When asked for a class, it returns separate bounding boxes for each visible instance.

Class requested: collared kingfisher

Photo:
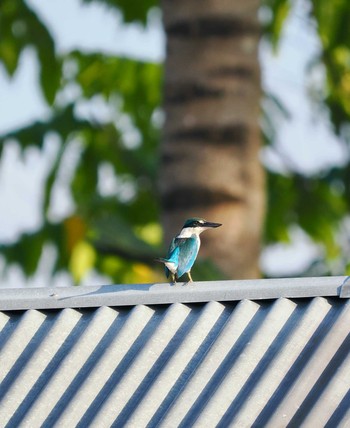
[156,218,222,283]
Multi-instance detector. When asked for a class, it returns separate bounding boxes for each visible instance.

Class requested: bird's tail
[154,257,177,281]
[154,257,171,264]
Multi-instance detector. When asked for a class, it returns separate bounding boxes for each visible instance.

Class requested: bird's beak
[203,221,222,228]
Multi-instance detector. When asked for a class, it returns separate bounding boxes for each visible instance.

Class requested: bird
[156,218,222,283]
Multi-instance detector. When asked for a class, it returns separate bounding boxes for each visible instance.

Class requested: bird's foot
[187,272,194,283]
[181,272,194,286]
[169,273,178,286]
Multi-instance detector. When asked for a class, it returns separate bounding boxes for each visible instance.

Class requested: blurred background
[0,0,350,287]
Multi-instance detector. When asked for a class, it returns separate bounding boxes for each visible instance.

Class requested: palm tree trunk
[160,0,265,279]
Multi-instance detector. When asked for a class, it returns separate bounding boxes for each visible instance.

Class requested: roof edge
[0,276,349,311]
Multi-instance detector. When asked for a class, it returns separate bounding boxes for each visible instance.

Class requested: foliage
[262,0,350,275]
[0,0,164,284]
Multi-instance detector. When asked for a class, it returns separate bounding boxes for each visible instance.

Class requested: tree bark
[160,0,265,279]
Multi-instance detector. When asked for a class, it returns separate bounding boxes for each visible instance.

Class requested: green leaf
[81,0,159,24]
[0,0,61,104]
[91,213,160,262]
[0,104,90,149]
[262,0,291,50]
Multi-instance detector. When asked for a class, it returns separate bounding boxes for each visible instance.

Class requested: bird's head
[178,218,222,237]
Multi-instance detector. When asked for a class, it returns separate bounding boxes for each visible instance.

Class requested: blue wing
[175,237,200,278]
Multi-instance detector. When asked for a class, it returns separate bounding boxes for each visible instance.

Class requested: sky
[0,0,345,285]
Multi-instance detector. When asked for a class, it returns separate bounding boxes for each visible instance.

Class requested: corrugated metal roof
[0,277,349,427]
[0,275,348,311]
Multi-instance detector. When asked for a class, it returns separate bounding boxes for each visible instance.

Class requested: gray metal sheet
[0,294,349,427]
[0,275,348,311]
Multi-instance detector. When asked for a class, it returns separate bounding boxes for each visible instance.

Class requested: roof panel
[159,299,260,427]
[0,279,349,427]
[21,306,118,427]
[228,296,332,427]
[266,298,350,428]
[52,305,155,428]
